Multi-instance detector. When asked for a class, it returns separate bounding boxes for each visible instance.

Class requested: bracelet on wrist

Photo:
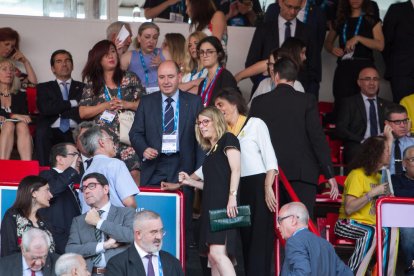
[365,193,371,201]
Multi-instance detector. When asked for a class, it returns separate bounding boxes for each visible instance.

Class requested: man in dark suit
[0,228,60,276]
[106,210,184,276]
[36,49,84,166]
[129,60,204,250]
[245,0,318,97]
[264,0,326,99]
[65,172,135,274]
[38,143,82,254]
[250,57,338,219]
[336,67,393,164]
[383,0,414,103]
[278,202,353,275]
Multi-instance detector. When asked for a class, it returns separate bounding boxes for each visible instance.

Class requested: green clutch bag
[209,205,251,232]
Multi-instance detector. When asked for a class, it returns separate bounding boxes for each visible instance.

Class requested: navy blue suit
[282,228,353,276]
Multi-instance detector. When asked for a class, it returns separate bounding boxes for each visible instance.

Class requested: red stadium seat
[0,160,40,182]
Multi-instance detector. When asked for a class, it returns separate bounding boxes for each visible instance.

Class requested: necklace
[0,92,10,97]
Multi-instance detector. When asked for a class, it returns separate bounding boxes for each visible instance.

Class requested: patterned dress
[79,71,145,171]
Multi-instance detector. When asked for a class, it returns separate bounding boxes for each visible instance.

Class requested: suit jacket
[0,252,59,276]
[36,80,84,128]
[105,245,184,276]
[65,205,135,271]
[383,1,414,78]
[281,229,353,276]
[245,17,317,87]
[38,168,81,254]
[249,84,334,184]
[129,90,204,185]
[336,94,393,143]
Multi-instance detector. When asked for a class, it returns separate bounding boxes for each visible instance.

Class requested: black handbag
[209,205,251,232]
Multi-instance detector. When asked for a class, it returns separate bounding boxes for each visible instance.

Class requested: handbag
[118,110,135,146]
[209,205,251,232]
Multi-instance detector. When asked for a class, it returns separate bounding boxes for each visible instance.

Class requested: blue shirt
[79,154,140,213]
[161,90,180,151]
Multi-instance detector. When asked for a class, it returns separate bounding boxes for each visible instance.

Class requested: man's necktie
[368,99,378,136]
[59,82,70,133]
[31,270,36,276]
[394,139,403,175]
[164,97,174,134]
[145,254,155,276]
[285,21,292,41]
[85,158,93,169]
[93,210,105,265]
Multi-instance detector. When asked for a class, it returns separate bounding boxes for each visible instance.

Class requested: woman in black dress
[178,106,240,275]
[324,0,383,111]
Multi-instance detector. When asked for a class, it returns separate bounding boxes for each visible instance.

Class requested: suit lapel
[155,93,163,140]
[106,205,116,222]
[273,20,280,48]
[42,255,53,276]
[69,81,82,99]
[356,94,368,127]
[378,98,386,132]
[53,81,64,100]
[128,246,146,275]
[178,91,188,140]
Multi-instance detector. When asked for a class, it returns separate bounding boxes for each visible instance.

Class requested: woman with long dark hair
[1,176,54,257]
[324,0,384,109]
[79,40,145,184]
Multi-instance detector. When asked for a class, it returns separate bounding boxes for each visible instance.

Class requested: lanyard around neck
[104,85,121,101]
[201,66,222,106]
[138,49,158,87]
[342,14,364,45]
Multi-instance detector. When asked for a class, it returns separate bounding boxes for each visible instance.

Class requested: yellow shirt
[400,94,414,133]
[338,168,381,225]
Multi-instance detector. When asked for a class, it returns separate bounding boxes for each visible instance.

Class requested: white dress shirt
[51,78,78,129]
[135,242,161,275]
[94,201,111,267]
[278,15,297,47]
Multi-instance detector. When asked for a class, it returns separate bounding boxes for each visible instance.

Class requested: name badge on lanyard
[161,97,180,154]
[341,14,363,61]
[100,85,121,124]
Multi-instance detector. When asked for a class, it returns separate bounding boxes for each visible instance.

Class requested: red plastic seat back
[0,160,40,182]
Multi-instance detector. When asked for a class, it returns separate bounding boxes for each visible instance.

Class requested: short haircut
[106,21,131,40]
[385,104,407,120]
[197,36,226,66]
[133,210,161,231]
[82,172,109,187]
[195,107,227,151]
[215,87,247,116]
[403,145,414,159]
[283,202,309,226]
[21,228,51,252]
[50,49,73,67]
[80,125,107,156]
[49,142,74,167]
[273,57,298,82]
[55,253,83,276]
[72,121,96,142]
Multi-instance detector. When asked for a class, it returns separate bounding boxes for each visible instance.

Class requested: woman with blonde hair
[162,33,186,69]
[0,58,32,160]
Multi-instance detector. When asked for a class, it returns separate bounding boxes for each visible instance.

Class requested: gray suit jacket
[65,205,135,271]
[105,245,184,276]
[129,90,204,185]
[0,252,59,276]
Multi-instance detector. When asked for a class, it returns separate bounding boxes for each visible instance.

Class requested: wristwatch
[229,190,237,196]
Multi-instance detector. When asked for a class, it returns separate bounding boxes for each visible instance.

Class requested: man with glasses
[336,67,393,164]
[106,210,184,276]
[38,142,82,254]
[0,228,59,276]
[79,125,139,213]
[66,172,135,275]
[392,145,414,274]
[36,49,85,166]
[278,202,352,275]
[384,104,414,175]
[245,0,318,97]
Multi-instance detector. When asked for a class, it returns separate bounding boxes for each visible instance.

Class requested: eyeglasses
[147,229,166,237]
[79,182,101,192]
[359,77,380,82]
[66,152,80,157]
[198,50,217,57]
[387,118,409,125]
[277,214,297,224]
[196,119,211,127]
[283,0,301,11]
[405,157,414,163]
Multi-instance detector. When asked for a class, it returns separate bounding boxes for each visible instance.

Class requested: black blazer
[336,94,393,143]
[0,91,28,118]
[0,252,59,276]
[105,245,184,276]
[36,80,84,127]
[38,168,81,254]
[383,1,414,78]
[197,68,238,106]
[129,90,204,185]
[245,17,317,86]
[249,84,334,184]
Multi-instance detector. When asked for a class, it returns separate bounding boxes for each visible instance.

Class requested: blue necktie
[164,97,174,134]
[59,82,70,133]
[145,254,155,276]
[368,99,378,137]
[285,21,292,41]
